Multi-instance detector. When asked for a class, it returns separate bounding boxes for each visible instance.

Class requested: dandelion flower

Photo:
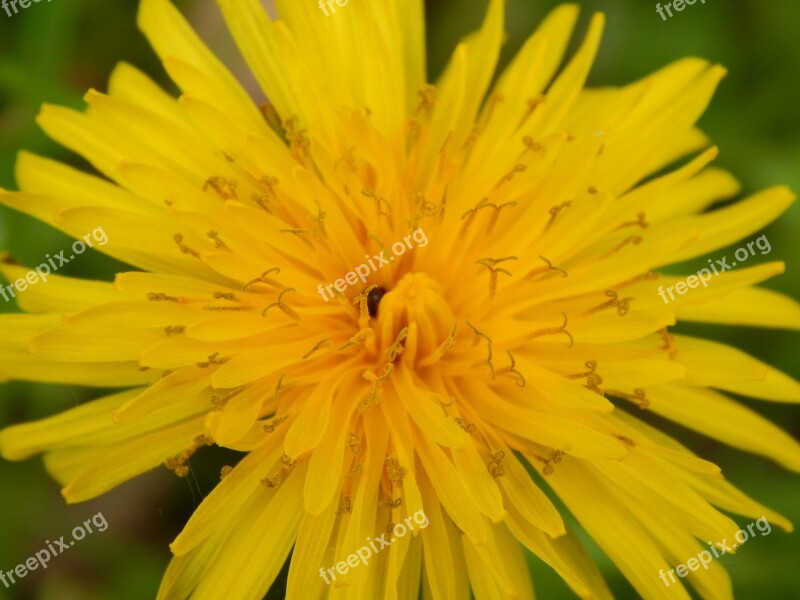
[1,0,799,598]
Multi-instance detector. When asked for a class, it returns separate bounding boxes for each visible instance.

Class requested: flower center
[375,273,457,366]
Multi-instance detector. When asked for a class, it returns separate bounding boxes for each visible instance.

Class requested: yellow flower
[1,0,798,598]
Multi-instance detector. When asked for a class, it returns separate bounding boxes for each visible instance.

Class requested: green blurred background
[0,0,797,598]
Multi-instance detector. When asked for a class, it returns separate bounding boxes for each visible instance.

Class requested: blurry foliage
[0,0,797,598]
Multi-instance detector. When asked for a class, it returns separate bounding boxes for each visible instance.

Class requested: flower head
[1,0,798,598]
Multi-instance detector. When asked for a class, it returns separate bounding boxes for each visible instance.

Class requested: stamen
[311,199,328,238]
[529,312,574,347]
[526,255,568,280]
[203,176,238,200]
[412,85,437,118]
[362,188,392,216]
[261,470,287,488]
[280,228,314,249]
[367,233,391,260]
[251,193,272,213]
[518,96,545,130]
[379,497,403,508]
[268,373,288,408]
[413,192,438,217]
[584,372,604,394]
[544,202,571,231]
[346,433,361,455]
[164,435,213,477]
[567,360,604,394]
[353,284,379,326]
[606,387,649,409]
[206,231,229,250]
[464,93,504,150]
[466,321,495,380]
[344,463,364,479]
[584,290,633,316]
[498,350,526,387]
[437,394,456,416]
[386,327,409,361]
[454,418,477,434]
[615,270,659,289]
[259,102,286,140]
[165,441,202,477]
[284,116,311,163]
[220,465,233,479]
[659,327,678,359]
[262,466,291,488]
[439,130,454,154]
[358,363,394,413]
[210,387,244,410]
[197,352,229,368]
[302,338,331,359]
[463,125,480,149]
[334,146,358,173]
[443,324,457,351]
[616,212,649,231]
[173,234,201,259]
[476,256,517,298]
[263,414,288,433]
[260,176,279,196]
[148,293,180,302]
[407,118,422,140]
[533,449,563,476]
[338,328,374,350]
[262,288,300,320]
[599,235,644,260]
[496,163,527,187]
[461,198,517,235]
[385,456,407,488]
[419,324,458,368]
[262,454,298,488]
[567,360,598,379]
[487,450,505,478]
[242,267,281,292]
[522,135,544,153]
[336,495,352,515]
[164,325,185,336]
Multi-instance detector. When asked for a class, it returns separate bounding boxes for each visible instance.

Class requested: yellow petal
[645,384,800,471]
[56,416,206,503]
[170,433,284,555]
